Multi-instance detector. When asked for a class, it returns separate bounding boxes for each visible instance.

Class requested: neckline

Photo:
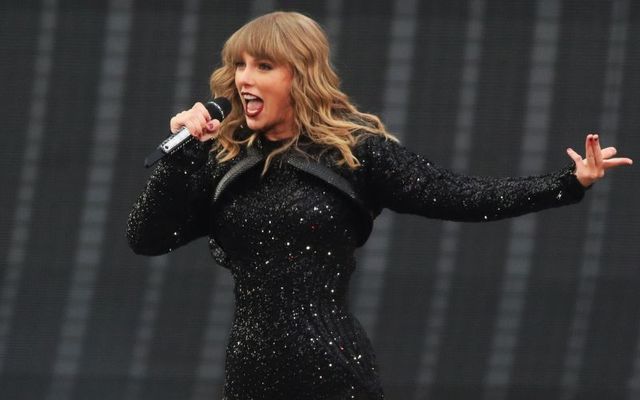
[258,135,288,154]
[259,134,291,146]
[262,134,292,143]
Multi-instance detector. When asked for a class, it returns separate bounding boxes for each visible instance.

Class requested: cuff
[559,162,589,201]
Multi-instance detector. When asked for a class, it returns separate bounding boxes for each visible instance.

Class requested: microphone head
[205,97,232,121]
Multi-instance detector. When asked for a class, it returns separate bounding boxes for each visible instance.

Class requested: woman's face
[235,52,295,140]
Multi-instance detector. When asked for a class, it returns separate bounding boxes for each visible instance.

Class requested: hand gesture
[170,102,221,142]
[566,133,633,188]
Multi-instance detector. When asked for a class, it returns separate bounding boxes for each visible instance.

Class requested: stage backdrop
[1,0,639,399]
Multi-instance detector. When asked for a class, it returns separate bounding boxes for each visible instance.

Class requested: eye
[234,61,246,69]
[258,62,273,71]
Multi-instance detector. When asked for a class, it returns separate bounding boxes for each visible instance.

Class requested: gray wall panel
[0,1,638,399]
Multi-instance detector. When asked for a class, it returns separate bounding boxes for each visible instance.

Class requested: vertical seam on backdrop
[0,0,58,376]
[482,1,561,399]
[122,2,202,398]
[559,1,629,399]
[44,0,133,399]
[353,0,418,341]
[412,0,486,397]
[189,3,277,398]
[325,0,344,60]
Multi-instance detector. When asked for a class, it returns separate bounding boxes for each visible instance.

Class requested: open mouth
[243,93,264,117]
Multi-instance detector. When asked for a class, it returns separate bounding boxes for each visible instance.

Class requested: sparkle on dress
[127,133,585,399]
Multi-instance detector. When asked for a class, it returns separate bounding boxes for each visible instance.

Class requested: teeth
[243,94,258,100]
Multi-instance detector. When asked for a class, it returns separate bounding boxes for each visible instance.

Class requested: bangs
[223,16,290,65]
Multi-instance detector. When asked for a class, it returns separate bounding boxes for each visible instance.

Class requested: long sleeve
[126,139,216,255]
[356,134,586,222]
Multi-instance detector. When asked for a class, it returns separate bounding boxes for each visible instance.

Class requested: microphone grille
[206,97,232,121]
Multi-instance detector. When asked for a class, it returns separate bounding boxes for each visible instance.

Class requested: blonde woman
[127,11,632,400]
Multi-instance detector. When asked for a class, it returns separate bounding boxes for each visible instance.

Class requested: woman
[127,11,632,400]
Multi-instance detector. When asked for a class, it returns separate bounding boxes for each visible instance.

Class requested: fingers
[193,102,212,121]
[169,111,188,133]
[169,102,219,141]
[584,142,632,168]
[585,133,596,166]
[602,157,634,169]
[205,119,221,133]
[592,134,603,167]
[570,134,632,187]
[601,146,617,159]
[566,147,583,165]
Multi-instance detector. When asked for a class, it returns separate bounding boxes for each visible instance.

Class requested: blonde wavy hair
[209,11,397,171]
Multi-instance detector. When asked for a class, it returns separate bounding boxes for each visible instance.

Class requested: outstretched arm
[357,134,620,222]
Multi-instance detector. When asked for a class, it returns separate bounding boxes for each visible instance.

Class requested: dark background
[1,0,639,399]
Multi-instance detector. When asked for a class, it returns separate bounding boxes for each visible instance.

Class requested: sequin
[126,133,586,399]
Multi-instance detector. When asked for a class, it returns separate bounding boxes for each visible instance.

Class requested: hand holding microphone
[145,98,231,168]
[170,102,221,142]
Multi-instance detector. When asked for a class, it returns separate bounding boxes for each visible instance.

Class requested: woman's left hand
[566,133,633,188]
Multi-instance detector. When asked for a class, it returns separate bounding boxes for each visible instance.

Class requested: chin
[244,119,263,132]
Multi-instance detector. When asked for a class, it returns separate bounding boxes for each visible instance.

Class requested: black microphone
[144,97,232,168]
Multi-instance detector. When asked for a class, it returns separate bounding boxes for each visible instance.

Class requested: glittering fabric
[127,133,585,399]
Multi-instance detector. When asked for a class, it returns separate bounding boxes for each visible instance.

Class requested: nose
[235,66,255,88]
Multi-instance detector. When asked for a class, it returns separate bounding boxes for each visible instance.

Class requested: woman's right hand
[170,102,221,142]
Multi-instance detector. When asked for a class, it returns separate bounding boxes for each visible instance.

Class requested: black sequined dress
[127,133,586,399]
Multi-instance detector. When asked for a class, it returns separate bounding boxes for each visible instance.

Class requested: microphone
[144,97,232,168]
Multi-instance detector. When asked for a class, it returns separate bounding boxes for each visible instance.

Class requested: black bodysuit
[127,133,585,399]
